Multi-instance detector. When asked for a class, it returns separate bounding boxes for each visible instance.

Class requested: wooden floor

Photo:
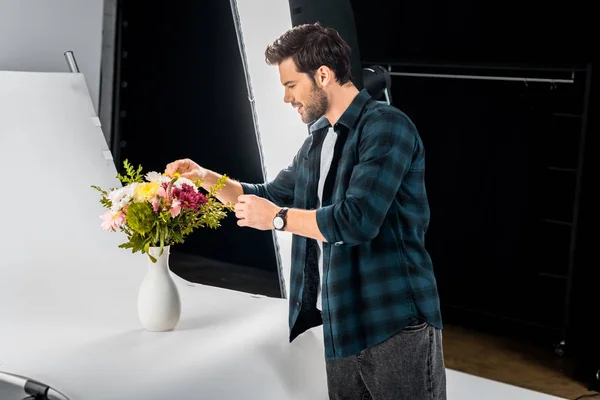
[442,323,595,399]
[169,251,598,400]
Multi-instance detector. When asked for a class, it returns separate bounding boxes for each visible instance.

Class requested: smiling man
[165,23,446,400]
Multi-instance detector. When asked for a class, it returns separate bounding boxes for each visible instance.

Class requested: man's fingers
[237,218,248,227]
[181,172,196,180]
[234,203,247,221]
[165,161,181,176]
[165,159,195,176]
[237,194,255,203]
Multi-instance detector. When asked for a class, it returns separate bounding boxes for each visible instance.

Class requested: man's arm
[239,152,300,208]
[199,169,243,205]
[235,195,325,242]
[283,209,326,242]
[313,111,416,246]
[196,147,301,207]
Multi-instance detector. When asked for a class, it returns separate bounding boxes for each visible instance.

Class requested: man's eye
[289,85,295,89]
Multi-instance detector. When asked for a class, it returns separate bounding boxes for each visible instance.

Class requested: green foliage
[126,202,155,236]
[93,161,233,263]
[116,159,144,185]
[91,185,113,208]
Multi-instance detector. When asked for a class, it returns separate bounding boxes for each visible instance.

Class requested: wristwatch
[273,207,289,231]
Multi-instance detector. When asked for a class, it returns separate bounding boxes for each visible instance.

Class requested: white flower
[145,171,171,185]
[144,171,197,189]
[173,176,196,189]
[108,184,136,212]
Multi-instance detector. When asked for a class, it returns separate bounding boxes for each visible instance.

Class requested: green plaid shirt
[241,89,443,359]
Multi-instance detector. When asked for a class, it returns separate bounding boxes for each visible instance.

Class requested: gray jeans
[325,320,447,400]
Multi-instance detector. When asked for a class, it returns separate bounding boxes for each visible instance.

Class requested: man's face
[278,58,328,125]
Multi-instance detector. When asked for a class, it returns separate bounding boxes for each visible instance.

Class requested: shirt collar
[308,89,371,134]
[309,115,331,133]
[335,89,371,130]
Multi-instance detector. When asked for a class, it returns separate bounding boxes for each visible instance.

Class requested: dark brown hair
[265,23,353,86]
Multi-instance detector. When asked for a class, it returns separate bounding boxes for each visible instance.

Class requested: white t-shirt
[315,126,338,311]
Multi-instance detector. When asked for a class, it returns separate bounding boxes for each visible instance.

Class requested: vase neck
[148,246,170,266]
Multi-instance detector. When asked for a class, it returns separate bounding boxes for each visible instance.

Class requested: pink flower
[152,197,161,213]
[101,210,126,232]
[170,199,181,218]
[157,186,167,199]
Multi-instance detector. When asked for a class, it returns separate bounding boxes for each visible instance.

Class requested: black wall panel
[351,0,594,65]
[113,1,279,275]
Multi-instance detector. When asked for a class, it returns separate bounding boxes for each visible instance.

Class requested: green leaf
[91,185,114,208]
[91,185,108,196]
[154,225,160,244]
[116,159,144,184]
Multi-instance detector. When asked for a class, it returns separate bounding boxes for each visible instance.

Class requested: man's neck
[324,84,360,125]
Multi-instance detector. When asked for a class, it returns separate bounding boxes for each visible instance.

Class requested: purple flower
[172,184,207,211]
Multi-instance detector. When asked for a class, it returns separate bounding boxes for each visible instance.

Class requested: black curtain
[389,71,587,335]
[568,64,599,389]
[351,0,593,65]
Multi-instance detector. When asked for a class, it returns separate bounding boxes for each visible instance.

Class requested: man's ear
[314,66,333,88]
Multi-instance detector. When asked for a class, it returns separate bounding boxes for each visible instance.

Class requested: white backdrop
[0,0,104,112]
[230,0,310,299]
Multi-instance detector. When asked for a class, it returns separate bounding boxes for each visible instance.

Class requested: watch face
[273,216,283,230]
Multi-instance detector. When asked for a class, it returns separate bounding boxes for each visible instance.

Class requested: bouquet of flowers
[92,160,234,262]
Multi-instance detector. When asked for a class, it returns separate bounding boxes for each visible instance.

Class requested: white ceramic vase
[137,246,181,331]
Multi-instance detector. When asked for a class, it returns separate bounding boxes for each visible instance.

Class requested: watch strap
[274,207,289,230]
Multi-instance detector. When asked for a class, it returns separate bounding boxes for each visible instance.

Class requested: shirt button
[334,241,344,246]
[296,301,301,307]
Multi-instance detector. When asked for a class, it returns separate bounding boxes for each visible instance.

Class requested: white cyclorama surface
[0,71,328,400]
[0,72,567,400]
[231,0,311,298]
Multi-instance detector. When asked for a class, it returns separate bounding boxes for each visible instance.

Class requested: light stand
[0,371,69,400]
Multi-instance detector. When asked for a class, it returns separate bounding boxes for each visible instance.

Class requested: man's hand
[164,158,207,181]
[235,195,279,230]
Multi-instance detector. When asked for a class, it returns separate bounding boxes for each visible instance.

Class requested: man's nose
[284,92,293,104]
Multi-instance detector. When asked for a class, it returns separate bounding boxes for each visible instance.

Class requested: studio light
[362,65,392,105]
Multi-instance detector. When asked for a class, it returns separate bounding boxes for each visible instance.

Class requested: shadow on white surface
[0,383,22,400]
